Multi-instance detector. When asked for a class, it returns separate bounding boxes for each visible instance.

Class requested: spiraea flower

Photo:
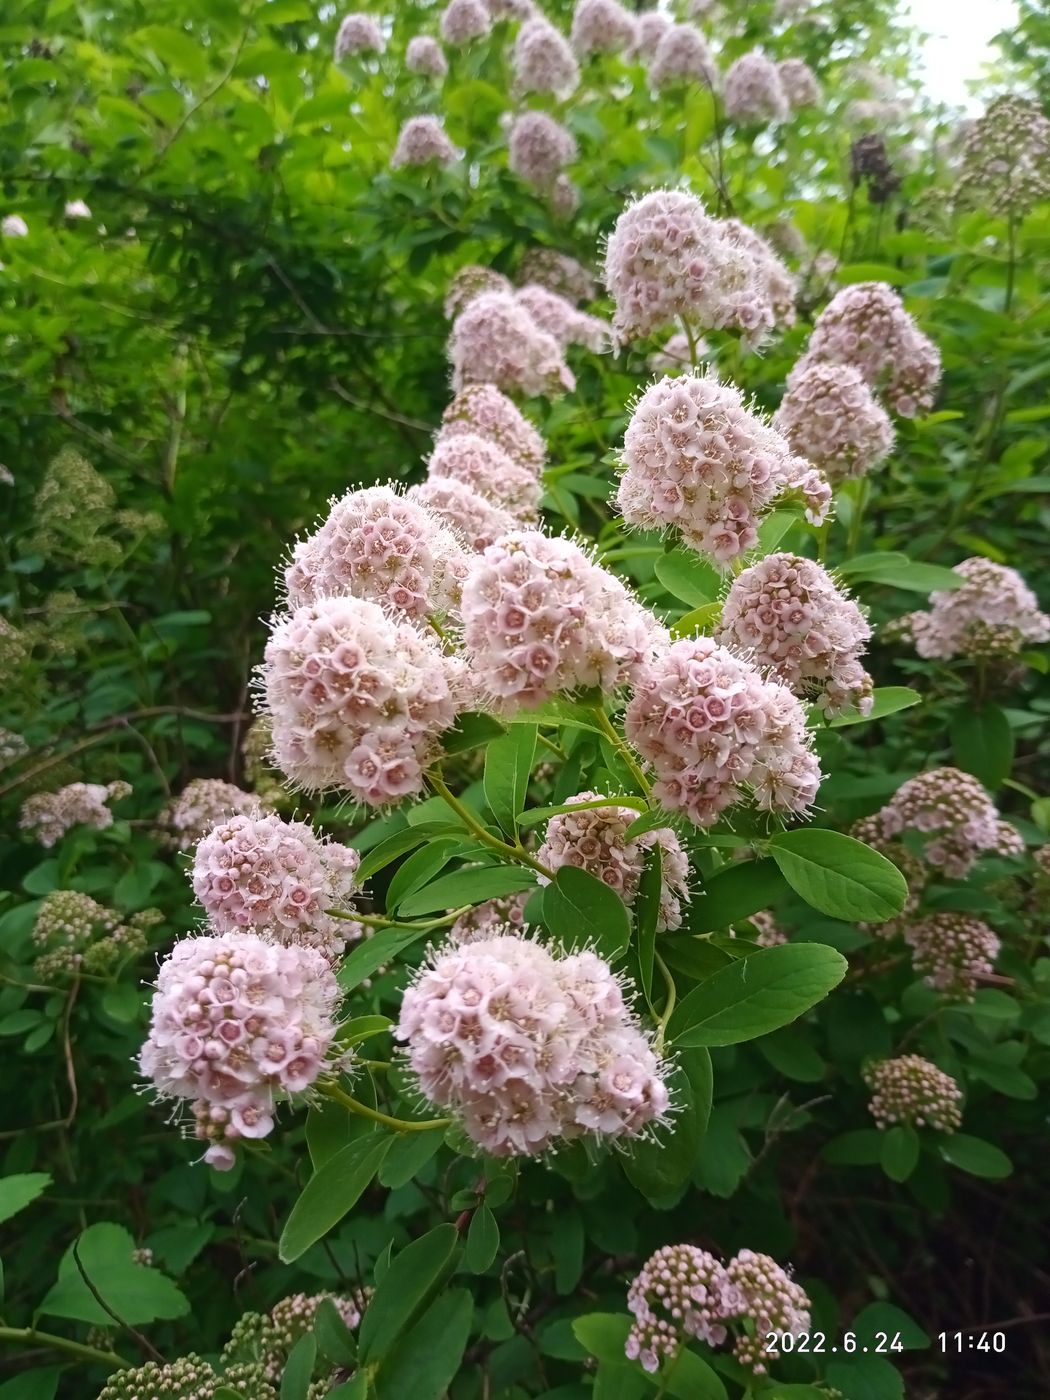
[648,24,718,90]
[726,1251,812,1374]
[955,94,1050,219]
[778,58,821,108]
[550,174,581,220]
[537,793,690,930]
[801,282,941,418]
[396,928,670,1155]
[774,360,894,480]
[487,0,539,15]
[905,913,1001,1001]
[64,198,92,220]
[223,1292,369,1384]
[445,265,513,320]
[1,214,28,238]
[284,484,468,623]
[97,1356,235,1400]
[626,1246,734,1372]
[391,115,461,168]
[20,780,131,848]
[724,51,789,125]
[512,18,580,99]
[159,779,259,850]
[241,716,287,809]
[334,12,384,60]
[891,557,1050,662]
[616,371,832,564]
[518,248,596,305]
[449,290,576,398]
[0,726,27,769]
[508,111,577,191]
[427,432,542,520]
[438,384,547,473]
[405,35,448,77]
[261,594,464,804]
[31,889,152,982]
[633,11,672,61]
[750,910,788,946]
[624,636,822,828]
[449,891,530,942]
[719,218,798,329]
[29,446,120,567]
[716,553,874,716]
[140,931,340,1169]
[407,478,520,552]
[864,767,1024,878]
[440,0,491,44]
[516,283,610,351]
[570,0,638,57]
[864,1054,963,1133]
[460,530,664,711]
[191,812,360,957]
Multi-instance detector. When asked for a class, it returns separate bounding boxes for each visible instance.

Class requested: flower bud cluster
[334,13,384,60]
[449,290,576,398]
[955,95,1050,218]
[648,24,718,90]
[773,360,895,480]
[0,726,26,769]
[512,18,580,99]
[406,35,448,77]
[444,265,513,320]
[97,1355,245,1400]
[31,889,156,983]
[426,432,543,521]
[508,111,577,192]
[864,1054,963,1133]
[716,553,873,716]
[536,792,691,930]
[778,58,821,108]
[440,0,491,45]
[241,716,287,809]
[634,11,671,60]
[518,247,595,304]
[391,115,461,169]
[515,283,610,351]
[724,51,788,125]
[397,927,670,1155]
[570,0,638,57]
[625,636,822,828]
[905,913,1001,1001]
[159,778,258,850]
[892,557,1050,662]
[20,780,131,848]
[408,478,521,552]
[438,383,547,474]
[223,1291,369,1383]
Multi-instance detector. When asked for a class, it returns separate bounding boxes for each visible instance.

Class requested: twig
[71,1241,164,1363]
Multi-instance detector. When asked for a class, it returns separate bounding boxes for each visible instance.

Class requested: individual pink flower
[261,594,465,804]
[427,432,542,520]
[892,557,1050,662]
[391,115,461,169]
[512,17,580,99]
[648,23,718,90]
[407,478,520,552]
[140,931,340,1167]
[191,811,361,957]
[438,384,547,472]
[440,0,491,45]
[449,290,576,398]
[904,913,1000,1001]
[801,281,941,417]
[778,58,821,108]
[444,265,513,320]
[396,928,670,1155]
[461,530,664,710]
[405,35,448,77]
[283,483,468,622]
[508,111,577,191]
[626,1246,733,1372]
[716,553,874,716]
[515,284,610,351]
[159,779,258,850]
[864,1054,963,1132]
[20,780,131,848]
[624,635,822,828]
[774,360,894,480]
[518,248,595,305]
[536,793,690,930]
[570,0,638,57]
[616,371,832,564]
[724,51,789,124]
[334,13,384,60]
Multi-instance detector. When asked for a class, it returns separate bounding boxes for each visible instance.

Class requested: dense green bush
[1,2,1049,1398]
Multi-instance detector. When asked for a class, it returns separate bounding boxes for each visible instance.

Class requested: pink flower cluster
[955,94,1050,218]
[160,779,258,850]
[905,912,1001,1001]
[20,779,131,848]
[427,432,542,521]
[139,932,340,1170]
[449,290,576,398]
[724,51,789,125]
[773,360,895,480]
[334,13,384,60]
[512,18,580,99]
[508,111,577,192]
[625,1244,811,1375]
[396,928,670,1155]
[864,1054,963,1133]
[407,478,520,552]
[648,24,718,90]
[634,12,671,61]
[518,247,595,305]
[438,383,547,473]
[444,264,512,320]
[460,530,663,711]
[516,283,610,351]
[440,0,491,45]
[750,910,788,946]
[624,636,822,828]
[616,372,831,564]
[720,219,798,329]
[191,812,361,959]
[391,115,461,169]
[450,891,530,943]
[716,553,874,716]
[261,594,464,804]
[860,767,1024,879]
[778,58,821,108]
[536,793,691,930]
[405,35,448,77]
[570,0,638,57]
[893,557,1050,661]
[283,483,468,623]
[800,282,942,417]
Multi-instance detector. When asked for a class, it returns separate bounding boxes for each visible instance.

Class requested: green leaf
[519,795,648,828]
[683,858,791,933]
[825,1355,904,1400]
[950,704,1014,789]
[324,1380,368,1400]
[827,687,922,728]
[397,865,536,918]
[359,1224,461,1363]
[279,1132,392,1263]
[0,1173,50,1225]
[852,1302,930,1349]
[503,698,607,735]
[378,1128,445,1189]
[338,926,430,992]
[541,866,631,962]
[484,725,537,837]
[839,554,963,593]
[654,549,723,606]
[0,1373,60,1400]
[670,602,723,637]
[938,1133,1013,1179]
[374,1288,473,1400]
[385,839,463,913]
[465,1205,500,1273]
[572,1313,632,1365]
[341,1015,393,1046]
[654,1348,728,1400]
[622,1046,712,1201]
[355,823,462,884]
[39,1223,189,1326]
[767,829,908,922]
[281,1334,317,1400]
[822,1129,884,1165]
[880,1125,920,1182]
[668,944,846,1047]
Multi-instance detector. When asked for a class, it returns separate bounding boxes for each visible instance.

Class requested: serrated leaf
[39,1223,189,1326]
